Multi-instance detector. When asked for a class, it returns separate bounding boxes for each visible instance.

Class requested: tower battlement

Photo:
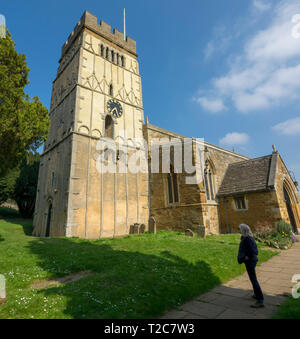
[61,10,137,59]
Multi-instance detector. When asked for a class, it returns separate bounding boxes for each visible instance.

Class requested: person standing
[238,224,264,308]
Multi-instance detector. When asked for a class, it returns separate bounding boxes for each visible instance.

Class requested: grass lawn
[273,297,300,319]
[0,207,278,319]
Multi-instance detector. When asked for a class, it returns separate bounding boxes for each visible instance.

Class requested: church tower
[33,11,149,239]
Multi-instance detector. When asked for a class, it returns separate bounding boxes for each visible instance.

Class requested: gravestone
[197,225,206,238]
[0,274,5,304]
[185,229,194,237]
[149,216,157,234]
[139,224,146,234]
[133,223,140,234]
[129,224,139,234]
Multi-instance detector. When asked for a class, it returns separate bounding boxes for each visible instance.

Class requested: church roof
[217,153,278,197]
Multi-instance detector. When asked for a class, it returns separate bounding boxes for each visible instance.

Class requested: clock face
[107,99,123,119]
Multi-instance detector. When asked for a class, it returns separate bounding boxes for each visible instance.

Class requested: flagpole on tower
[123,8,126,41]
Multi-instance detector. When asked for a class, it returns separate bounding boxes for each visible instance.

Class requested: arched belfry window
[204,160,216,201]
[111,50,115,63]
[121,56,125,67]
[105,115,114,139]
[100,44,104,57]
[109,84,113,97]
[167,164,179,204]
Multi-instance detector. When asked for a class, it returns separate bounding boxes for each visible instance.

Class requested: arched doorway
[283,185,298,233]
[45,203,53,237]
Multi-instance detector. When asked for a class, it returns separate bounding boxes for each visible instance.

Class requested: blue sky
[2,0,300,180]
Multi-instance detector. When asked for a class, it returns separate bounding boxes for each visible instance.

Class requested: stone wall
[144,124,249,234]
[218,191,282,234]
[66,134,149,239]
[275,155,300,233]
[33,135,73,237]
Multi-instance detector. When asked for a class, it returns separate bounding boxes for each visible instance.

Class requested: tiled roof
[217,153,278,197]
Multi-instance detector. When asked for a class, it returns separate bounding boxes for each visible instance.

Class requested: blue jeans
[245,260,264,303]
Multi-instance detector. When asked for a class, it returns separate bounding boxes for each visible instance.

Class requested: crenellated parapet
[61,10,137,59]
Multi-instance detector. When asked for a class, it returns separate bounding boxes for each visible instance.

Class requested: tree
[0,30,49,176]
[0,153,40,218]
[0,166,19,205]
[12,153,40,218]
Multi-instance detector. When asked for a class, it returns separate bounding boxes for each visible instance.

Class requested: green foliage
[12,153,40,218]
[0,206,20,218]
[0,224,277,319]
[274,297,300,319]
[255,220,293,250]
[0,153,40,218]
[0,30,49,176]
[275,220,293,237]
[0,167,19,205]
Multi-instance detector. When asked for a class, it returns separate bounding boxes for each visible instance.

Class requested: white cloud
[198,0,300,113]
[272,117,300,135]
[204,41,215,60]
[204,26,232,60]
[219,132,250,146]
[196,97,226,113]
[253,0,271,12]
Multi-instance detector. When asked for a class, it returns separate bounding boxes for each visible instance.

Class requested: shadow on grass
[0,206,33,236]
[27,237,222,319]
[0,217,33,236]
[0,206,20,219]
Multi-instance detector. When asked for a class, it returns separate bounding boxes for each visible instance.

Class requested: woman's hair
[239,224,254,238]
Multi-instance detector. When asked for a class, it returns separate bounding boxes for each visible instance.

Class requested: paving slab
[160,240,300,319]
[181,300,226,318]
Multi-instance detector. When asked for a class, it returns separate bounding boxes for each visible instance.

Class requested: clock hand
[111,107,118,115]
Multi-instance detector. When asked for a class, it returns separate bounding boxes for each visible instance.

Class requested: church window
[209,170,214,200]
[109,84,114,96]
[204,160,216,201]
[167,164,179,204]
[121,56,125,67]
[106,47,109,59]
[116,53,120,65]
[105,115,114,139]
[234,196,246,210]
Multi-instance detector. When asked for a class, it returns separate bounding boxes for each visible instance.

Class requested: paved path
[161,237,300,319]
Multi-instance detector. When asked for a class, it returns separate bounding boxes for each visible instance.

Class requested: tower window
[111,50,115,63]
[106,47,109,59]
[121,56,125,67]
[109,84,113,97]
[116,53,120,65]
[105,115,114,139]
[167,164,179,204]
[100,44,104,57]
[50,171,55,188]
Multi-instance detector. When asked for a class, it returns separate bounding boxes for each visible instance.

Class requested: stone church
[33,11,300,238]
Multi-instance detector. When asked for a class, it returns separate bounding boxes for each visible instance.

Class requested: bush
[0,153,40,219]
[275,221,293,237]
[267,233,293,250]
[13,153,40,219]
[254,221,275,239]
[254,220,294,250]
